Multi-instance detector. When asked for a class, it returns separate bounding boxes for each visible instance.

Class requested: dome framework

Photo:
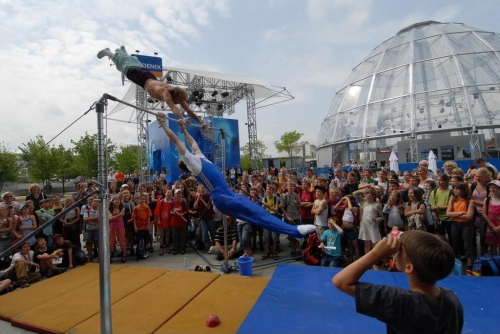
[317,21,500,163]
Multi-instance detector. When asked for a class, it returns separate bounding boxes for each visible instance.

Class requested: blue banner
[132,54,163,78]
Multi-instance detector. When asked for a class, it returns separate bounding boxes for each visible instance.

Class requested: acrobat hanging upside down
[154,112,317,239]
[97,46,205,128]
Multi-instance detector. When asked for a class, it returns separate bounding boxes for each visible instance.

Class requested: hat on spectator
[487,180,500,188]
[314,185,327,193]
[39,198,52,205]
[174,189,182,194]
[19,204,28,211]
[121,184,129,189]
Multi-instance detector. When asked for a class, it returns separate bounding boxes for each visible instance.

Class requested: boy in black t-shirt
[333,230,463,334]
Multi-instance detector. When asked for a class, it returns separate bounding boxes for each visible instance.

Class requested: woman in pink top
[483,180,500,255]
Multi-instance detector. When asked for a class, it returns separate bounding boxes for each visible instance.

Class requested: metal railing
[0,191,98,260]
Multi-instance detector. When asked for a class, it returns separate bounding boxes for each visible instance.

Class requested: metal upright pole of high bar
[96,97,113,334]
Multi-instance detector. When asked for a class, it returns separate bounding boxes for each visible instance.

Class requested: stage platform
[0,263,497,333]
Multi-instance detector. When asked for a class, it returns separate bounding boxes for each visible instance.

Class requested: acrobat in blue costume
[156,115,316,239]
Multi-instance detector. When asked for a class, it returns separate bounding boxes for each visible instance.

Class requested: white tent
[389,151,399,173]
[428,150,438,172]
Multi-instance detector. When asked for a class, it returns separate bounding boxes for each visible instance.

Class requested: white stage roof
[110,66,293,116]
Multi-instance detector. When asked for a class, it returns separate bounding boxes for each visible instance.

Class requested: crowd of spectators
[1,157,500,294]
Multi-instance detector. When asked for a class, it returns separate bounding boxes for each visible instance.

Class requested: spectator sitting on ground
[0,262,33,290]
[7,241,42,287]
[210,217,239,261]
[53,233,86,269]
[0,276,13,295]
[33,237,65,277]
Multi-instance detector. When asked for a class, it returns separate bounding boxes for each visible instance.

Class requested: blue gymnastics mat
[238,263,499,333]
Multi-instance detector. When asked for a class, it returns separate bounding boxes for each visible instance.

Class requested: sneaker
[53,267,68,276]
[120,45,127,54]
[97,48,111,59]
[466,269,473,276]
[19,280,30,289]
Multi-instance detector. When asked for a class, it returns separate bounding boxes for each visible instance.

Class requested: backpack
[422,200,437,227]
[136,234,149,261]
[302,233,321,265]
[472,254,500,276]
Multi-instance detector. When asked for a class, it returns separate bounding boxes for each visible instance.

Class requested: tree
[240,140,267,171]
[274,131,307,169]
[71,133,116,179]
[0,143,20,193]
[275,130,304,157]
[115,145,141,174]
[19,135,60,186]
[52,145,78,194]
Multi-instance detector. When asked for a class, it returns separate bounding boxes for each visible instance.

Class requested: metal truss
[128,67,289,177]
[409,131,418,163]
[468,126,481,159]
[331,146,338,165]
[245,87,259,172]
[136,86,150,181]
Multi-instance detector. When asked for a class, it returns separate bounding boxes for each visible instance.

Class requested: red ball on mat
[206,314,221,327]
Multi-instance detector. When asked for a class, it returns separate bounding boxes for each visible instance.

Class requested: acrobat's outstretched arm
[178,122,202,155]
[156,113,187,155]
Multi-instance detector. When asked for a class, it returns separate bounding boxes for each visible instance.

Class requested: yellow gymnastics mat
[69,270,220,334]
[0,263,123,321]
[155,275,270,334]
[11,266,165,334]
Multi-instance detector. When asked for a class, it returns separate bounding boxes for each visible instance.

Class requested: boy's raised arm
[333,237,400,297]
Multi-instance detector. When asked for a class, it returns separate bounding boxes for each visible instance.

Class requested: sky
[1,0,500,157]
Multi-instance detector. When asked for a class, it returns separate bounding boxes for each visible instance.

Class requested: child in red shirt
[133,194,152,258]
[154,190,173,255]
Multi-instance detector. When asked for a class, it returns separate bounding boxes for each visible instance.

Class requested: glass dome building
[317,21,500,165]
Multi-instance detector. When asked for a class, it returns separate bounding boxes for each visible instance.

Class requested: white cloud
[1,0,499,164]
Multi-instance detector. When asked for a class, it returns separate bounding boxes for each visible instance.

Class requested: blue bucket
[237,257,254,276]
